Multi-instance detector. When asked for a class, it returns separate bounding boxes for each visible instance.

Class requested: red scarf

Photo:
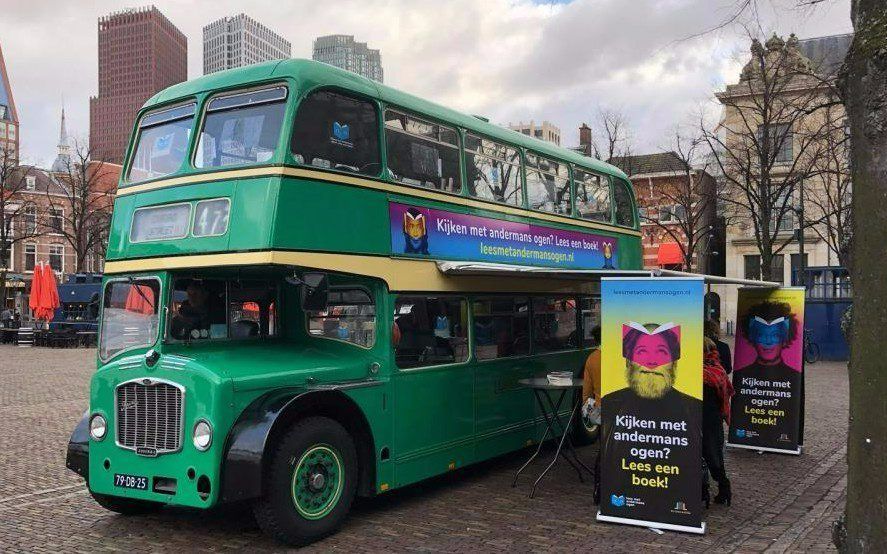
[703,349,734,423]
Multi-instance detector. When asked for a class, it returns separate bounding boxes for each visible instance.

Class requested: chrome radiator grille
[116,380,183,454]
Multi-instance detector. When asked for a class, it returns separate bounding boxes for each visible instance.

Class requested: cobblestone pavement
[0,345,848,552]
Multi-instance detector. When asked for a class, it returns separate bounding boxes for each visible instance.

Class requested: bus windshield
[195,86,287,169]
[99,279,161,360]
[167,277,278,341]
[127,103,196,182]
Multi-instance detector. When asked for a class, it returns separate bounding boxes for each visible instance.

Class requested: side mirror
[299,272,329,312]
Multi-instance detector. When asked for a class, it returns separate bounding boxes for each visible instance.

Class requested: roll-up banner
[727,287,805,455]
[597,277,705,534]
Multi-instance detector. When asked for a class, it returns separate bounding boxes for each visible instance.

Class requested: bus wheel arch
[220,390,377,505]
[265,390,376,499]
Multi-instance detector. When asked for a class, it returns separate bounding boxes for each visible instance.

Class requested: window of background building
[25,175,35,190]
[464,134,523,206]
[790,253,809,286]
[473,296,529,360]
[48,208,63,233]
[394,295,468,368]
[291,90,380,176]
[533,297,578,353]
[575,170,611,222]
[384,110,461,193]
[525,153,570,214]
[770,189,795,233]
[658,204,687,223]
[24,205,36,235]
[744,254,784,283]
[48,245,63,272]
[757,122,793,163]
[24,244,36,271]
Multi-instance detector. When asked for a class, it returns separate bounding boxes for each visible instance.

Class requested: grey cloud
[1,0,852,163]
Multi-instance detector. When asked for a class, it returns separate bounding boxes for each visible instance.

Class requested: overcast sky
[1,0,852,167]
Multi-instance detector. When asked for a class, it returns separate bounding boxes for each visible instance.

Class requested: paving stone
[0,345,848,552]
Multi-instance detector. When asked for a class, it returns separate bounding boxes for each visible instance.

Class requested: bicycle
[804,328,821,364]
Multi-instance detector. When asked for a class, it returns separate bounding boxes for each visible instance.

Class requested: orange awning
[657,242,683,266]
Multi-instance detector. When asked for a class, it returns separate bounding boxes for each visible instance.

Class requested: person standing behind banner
[581,325,603,504]
[705,319,732,374]
[582,325,603,407]
[702,337,734,505]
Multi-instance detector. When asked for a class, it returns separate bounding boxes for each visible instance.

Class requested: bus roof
[144,58,628,181]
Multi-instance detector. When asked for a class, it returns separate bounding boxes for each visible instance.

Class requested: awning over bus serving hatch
[657,242,684,266]
[435,261,780,288]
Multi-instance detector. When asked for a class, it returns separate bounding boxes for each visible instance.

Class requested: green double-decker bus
[66,59,642,545]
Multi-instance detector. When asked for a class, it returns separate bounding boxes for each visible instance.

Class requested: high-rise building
[312,35,383,82]
[203,13,291,75]
[0,41,19,163]
[89,6,187,164]
[508,120,561,146]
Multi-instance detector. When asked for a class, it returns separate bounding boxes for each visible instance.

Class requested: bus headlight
[89,414,107,440]
[193,420,213,451]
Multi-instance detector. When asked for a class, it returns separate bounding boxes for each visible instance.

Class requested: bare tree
[684,1,883,545]
[44,139,114,274]
[638,130,719,272]
[703,34,837,281]
[588,107,637,175]
[805,105,852,269]
[0,147,43,307]
[841,0,887,548]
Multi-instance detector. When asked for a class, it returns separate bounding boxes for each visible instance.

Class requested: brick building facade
[89,6,187,163]
[611,152,720,273]
[1,162,120,313]
[0,41,19,163]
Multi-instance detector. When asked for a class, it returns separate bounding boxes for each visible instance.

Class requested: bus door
[390,294,474,486]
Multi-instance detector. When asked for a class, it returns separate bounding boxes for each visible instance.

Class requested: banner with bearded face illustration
[727,287,805,455]
[598,278,704,535]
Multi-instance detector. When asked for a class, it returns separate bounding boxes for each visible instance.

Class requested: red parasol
[28,263,44,318]
[37,263,61,321]
[125,284,156,315]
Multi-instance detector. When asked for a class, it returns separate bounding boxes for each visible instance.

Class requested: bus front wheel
[253,416,358,546]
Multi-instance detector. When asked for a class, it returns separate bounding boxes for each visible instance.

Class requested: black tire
[253,417,358,547]
[90,491,163,515]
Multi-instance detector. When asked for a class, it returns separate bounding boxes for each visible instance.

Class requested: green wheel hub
[291,444,344,520]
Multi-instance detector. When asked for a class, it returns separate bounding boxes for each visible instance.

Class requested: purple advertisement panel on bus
[389,202,618,269]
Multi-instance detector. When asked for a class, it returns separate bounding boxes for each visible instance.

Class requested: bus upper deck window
[613,179,636,228]
[384,110,461,193]
[575,170,611,222]
[465,134,523,206]
[127,103,196,182]
[195,86,287,169]
[525,153,570,215]
[291,90,380,176]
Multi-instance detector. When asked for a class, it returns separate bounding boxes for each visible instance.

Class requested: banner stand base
[726,442,801,456]
[596,512,706,535]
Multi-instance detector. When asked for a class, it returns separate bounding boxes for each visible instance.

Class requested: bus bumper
[66,413,222,509]
[66,412,90,480]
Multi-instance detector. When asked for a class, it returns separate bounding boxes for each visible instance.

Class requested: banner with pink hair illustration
[727,287,805,455]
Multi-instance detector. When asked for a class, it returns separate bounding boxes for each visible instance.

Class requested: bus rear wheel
[89,491,163,515]
[253,416,358,547]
